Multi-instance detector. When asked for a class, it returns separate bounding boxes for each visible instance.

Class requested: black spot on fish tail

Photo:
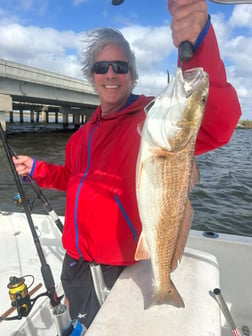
[147,281,185,309]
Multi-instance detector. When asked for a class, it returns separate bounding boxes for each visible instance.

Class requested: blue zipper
[114,195,138,242]
[73,123,138,256]
[74,125,98,256]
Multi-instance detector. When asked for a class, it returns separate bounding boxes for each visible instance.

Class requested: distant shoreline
[237,120,252,129]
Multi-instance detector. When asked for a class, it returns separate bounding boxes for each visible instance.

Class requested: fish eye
[201,95,207,105]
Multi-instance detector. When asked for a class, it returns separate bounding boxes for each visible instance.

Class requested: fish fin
[137,121,145,136]
[149,281,185,308]
[144,99,155,115]
[150,148,175,157]
[171,198,194,272]
[137,162,144,191]
[135,232,150,261]
[189,158,200,191]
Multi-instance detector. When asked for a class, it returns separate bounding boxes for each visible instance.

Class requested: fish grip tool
[111,0,252,60]
[179,41,194,63]
[0,123,63,316]
[111,0,194,64]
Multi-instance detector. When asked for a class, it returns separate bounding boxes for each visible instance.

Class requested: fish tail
[150,281,185,308]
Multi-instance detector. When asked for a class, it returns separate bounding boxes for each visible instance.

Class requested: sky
[0,0,251,120]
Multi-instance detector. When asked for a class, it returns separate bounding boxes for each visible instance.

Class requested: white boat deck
[187,230,252,336]
[0,212,251,336]
[87,248,220,336]
[0,212,65,335]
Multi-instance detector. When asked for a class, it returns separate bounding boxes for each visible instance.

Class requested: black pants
[61,254,125,328]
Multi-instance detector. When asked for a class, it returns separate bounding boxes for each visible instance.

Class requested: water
[190,128,252,236]
[0,125,251,237]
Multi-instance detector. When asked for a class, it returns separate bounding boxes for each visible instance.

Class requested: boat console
[87,248,221,335]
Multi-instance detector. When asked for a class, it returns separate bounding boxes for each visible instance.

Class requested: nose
[106,64,116,76]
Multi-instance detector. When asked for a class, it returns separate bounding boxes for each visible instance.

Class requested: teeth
[104,85,118,89]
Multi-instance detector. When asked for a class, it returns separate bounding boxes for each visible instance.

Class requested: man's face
[93,43,134,116]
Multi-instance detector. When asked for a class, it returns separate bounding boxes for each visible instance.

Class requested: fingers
[168,0,175,14]
[12,155,33,176]
[168,0,208,48]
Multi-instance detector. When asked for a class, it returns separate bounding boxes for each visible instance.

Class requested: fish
[135,67,209,308]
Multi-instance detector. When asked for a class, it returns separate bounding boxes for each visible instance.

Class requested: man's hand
[13,155,33,176]
[168,0,208,48]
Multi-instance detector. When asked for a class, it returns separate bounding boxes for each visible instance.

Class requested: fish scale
[141,146,194,305]
[135,67,209,308]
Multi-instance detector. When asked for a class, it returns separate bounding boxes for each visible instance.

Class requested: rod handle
[179,41,194,63]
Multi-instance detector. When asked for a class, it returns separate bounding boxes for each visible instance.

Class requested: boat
[0,211,65,335]
[0,211,251,335]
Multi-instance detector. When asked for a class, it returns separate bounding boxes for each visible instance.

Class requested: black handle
[179,41,194,63]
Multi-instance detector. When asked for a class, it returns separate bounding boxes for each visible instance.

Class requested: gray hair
[81,27,138,88]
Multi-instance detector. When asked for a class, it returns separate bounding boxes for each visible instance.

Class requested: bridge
[0,58,100,129]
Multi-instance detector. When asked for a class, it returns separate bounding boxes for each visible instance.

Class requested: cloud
[122,25,173,67]
[211,8,252,120]
[135,70,169,96]
[0,20,175,95]
[229,4,252,28]
[0,22,83,78]
[211,13,231,47]
[0,3,251,119]
[121,24,175,93]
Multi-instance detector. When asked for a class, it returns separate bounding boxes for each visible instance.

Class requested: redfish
[135,67,209,308]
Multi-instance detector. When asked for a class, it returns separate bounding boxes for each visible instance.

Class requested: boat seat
[87,247,221,336]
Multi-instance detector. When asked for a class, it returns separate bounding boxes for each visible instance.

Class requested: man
[13,0,241,328]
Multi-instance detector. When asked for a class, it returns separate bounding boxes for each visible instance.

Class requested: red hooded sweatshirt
[32,24,241,265]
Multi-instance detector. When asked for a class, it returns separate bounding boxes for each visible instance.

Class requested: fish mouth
[182,68,207,97]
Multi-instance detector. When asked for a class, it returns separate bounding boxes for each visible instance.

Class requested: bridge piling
[0,94,12,131]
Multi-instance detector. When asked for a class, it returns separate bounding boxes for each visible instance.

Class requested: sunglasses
[92,61,129,74]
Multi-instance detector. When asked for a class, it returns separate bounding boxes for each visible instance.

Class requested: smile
[104,84,120,89]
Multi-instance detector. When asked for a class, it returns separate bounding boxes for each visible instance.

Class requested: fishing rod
[7,144,64,234]
[0,123,87,334]
[213,288,241,336]
[0,122,63,314]
[0,125,108,327]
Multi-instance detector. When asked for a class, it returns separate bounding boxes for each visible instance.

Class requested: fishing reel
[4,276,85,335]
[2,275,57,321]
[7,276,32,319]
[13,192,34,211]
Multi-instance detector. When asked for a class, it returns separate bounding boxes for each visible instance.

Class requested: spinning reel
[1,275,62,321]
